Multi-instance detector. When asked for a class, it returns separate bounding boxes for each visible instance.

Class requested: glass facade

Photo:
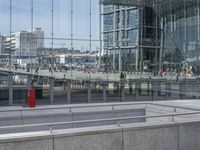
[103,6,139,72]
[103,14,114,31]
[102,0,200,72]
[160,2,200,66]
[127,9,139,28]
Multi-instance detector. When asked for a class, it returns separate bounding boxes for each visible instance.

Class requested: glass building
[101,0,200,73]
[102,5,139,72]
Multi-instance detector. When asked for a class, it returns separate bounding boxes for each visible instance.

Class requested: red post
[28,88,36,107]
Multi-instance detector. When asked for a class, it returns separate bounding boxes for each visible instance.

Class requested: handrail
[0,102,198,114]
[0,110,199,131]
[0,108,144,121]
[147,103,200,111]
[0,102,146,113]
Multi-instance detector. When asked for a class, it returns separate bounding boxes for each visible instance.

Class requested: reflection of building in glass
[102,5,139,72]
[3,28,44,58]
[101,0,200,72]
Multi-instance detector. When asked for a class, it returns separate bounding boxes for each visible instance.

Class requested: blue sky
[0,0,100,50]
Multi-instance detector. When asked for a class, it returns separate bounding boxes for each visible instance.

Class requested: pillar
[165,81,171,99]
[49,77,54,104]
[8,73,13,106]
[88,82,91,103]
[103,83,107,102]
[121,82,125,102]
[27,75,32,90]
[135,81,141,100]
[67,80,71,104]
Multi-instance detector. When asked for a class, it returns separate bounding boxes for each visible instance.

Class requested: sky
[0,0,100,51]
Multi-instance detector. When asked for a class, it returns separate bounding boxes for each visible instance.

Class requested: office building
[3,28,44,58]
[0,33,5,55]
[102,5,140,72]
[101,0,200,72]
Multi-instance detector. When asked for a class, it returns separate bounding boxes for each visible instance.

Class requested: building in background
[3,28,44,58]
[102,4,160,72]
[0,35,3,55]
[30,28,44,51]
[102,5,140,72]
[0,33,6,55]
[101,0,200,72]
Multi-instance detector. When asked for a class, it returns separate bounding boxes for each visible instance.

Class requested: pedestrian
[35,66,39,74]
[49,63,52,72]
[27,65,30,72]
[120,72,124,81]
[159,68,164,77]
[124,72,127,80]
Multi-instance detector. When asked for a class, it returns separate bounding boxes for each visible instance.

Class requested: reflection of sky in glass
[0,0,100,50]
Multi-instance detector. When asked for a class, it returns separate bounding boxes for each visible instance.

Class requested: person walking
[49,63,52,72]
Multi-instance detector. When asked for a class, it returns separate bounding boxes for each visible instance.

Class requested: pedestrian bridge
[1,67,200,106]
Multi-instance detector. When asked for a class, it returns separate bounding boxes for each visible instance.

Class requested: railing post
[121,82,125,102]
[67,80,71,104]
[117,120,120,127]
[151,80,158,101]
[103,83,107,102]
[179,81,185,99]
[27,75,32,90]
[165,81,171,99]
[8,72,13,106]
[49,126,53,133]
[88,82,91,103]
[49,77,54,104]
[20,110,24,132]
[135,81,141,100]
[158,80,162,97]
[147,81,150,96]
[171,115,175,122]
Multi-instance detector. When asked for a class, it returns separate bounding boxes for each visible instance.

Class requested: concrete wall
[1,121,200,150]
[54,130,122,150]
[0,138,53,150]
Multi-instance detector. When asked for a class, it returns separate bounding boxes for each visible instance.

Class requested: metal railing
[0,102,145,113]
[0,102,198,114]
[0,110,200,134]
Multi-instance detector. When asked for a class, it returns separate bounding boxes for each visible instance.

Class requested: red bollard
[28,88,36,107]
